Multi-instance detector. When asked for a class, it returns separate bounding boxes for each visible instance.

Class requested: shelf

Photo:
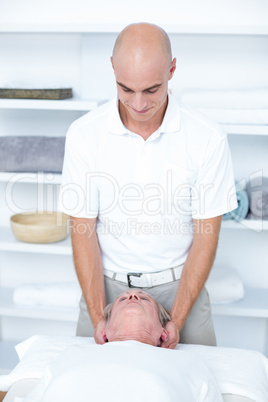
[211,288,268,318]
[0,288,79,322]
[221,218,268,232]
[0,98,102,111]
[223,124,268,136]
[0,23,268,35]
[0,227,72,255]
[0,172,62,184]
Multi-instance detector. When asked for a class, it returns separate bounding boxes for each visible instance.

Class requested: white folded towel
[13,282,81,308]
[206,266,245,304]
[197,107,268,124]
[180,88,268,109]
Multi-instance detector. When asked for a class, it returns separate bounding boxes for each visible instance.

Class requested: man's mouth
[131,107,151,114]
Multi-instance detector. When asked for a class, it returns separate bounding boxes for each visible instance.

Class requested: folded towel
[196,108,268,125]
[223,184,249,222]
[180,88,268,109]
[0,136,65,173]
[206,266,245,304]
[13,282,81,308]
[247,176,268,219]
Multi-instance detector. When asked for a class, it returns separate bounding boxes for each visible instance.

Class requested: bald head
[111,23,176,131]
[112,23,172,68]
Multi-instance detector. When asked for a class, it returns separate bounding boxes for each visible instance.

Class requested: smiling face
[104,290,168,346]
[111,23,176,132]
[113,58,175,125]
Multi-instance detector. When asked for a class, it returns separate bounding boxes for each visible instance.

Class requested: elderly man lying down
[1,291,268,401]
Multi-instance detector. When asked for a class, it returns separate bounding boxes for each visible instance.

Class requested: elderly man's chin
[105,320,162,347]
[108,332,159,347]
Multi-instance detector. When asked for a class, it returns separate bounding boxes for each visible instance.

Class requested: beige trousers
[76,273,216,346]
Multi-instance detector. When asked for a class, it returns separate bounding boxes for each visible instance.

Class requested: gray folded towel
[0,136,66,173]
[247,176,268,219]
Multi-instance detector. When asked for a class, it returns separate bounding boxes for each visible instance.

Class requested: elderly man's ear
[160,327,168,343]
[101,324,109,343]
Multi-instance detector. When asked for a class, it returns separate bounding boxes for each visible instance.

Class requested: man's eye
[146,89,158,94]
[141,297,149,301]
[119,297,127,301]
[122,88,132,93]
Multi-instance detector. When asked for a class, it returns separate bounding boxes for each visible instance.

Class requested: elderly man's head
[111,23,176,125]
[103,290,170,347]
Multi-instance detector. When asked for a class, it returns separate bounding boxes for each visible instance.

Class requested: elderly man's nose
[128,293,139,300]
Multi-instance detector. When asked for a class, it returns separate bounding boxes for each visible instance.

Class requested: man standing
[59,23,237,348]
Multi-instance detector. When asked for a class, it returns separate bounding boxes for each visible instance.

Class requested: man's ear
[160,327,168,342]
[168,58,176,80]
[110,56,115,71]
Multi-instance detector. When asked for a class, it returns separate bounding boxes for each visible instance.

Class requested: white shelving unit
[0,3,268,370]
[0,227,71,255]
[0,98,101,111]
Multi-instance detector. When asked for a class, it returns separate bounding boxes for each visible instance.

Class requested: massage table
[2,381,254,402]
[1,335,267,402]
[2,380,254,402]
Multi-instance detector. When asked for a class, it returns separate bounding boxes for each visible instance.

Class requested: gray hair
[104,293,171,327]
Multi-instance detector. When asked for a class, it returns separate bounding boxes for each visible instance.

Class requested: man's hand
[160,320,180,349]
[94,318,108,344]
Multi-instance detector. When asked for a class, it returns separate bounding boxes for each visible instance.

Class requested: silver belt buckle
[127,273,142,288]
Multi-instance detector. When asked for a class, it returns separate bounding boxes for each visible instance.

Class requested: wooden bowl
[10,212,69,243]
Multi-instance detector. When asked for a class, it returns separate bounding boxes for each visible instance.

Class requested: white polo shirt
[59,95,237,274]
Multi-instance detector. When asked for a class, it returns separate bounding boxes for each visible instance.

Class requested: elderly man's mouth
[127,300,140,305]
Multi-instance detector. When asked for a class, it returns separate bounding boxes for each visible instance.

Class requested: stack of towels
[13,282,81,308]
[206,266,245,304]
[222,176,268,222]
[180,87,268,124]
[0,136,65,173]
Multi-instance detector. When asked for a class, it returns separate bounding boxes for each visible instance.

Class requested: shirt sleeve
[58,125,99,219]
[191,134,238,220]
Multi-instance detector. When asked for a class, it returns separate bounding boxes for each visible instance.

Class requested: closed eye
[121,88,134,93]
[145,88,159,94]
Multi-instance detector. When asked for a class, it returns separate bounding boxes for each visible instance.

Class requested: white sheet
[23,342,223,402]
[1,336,268,401]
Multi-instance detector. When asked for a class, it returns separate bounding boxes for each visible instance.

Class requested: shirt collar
[108,97,129,136]
[107,93,181,136]
[159,93,181,134]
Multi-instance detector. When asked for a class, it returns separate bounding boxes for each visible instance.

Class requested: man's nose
[133,93,147,111]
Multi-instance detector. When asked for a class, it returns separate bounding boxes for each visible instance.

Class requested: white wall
[1,0,268,28]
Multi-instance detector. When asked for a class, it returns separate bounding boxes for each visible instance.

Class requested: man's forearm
[71,217,105,328]
[171,216,222,332]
